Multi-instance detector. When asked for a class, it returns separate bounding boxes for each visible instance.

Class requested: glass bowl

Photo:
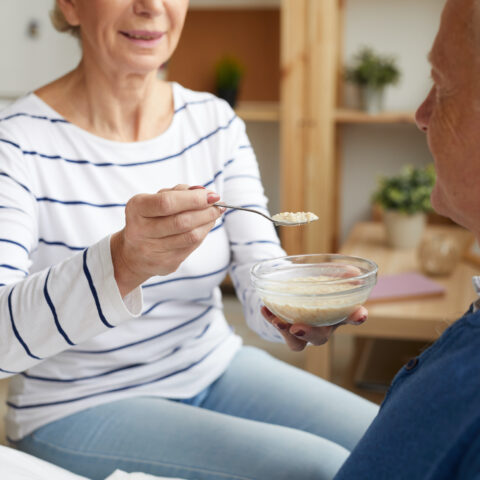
[250,254,378,327]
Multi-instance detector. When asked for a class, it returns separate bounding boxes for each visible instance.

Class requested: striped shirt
[0,82,285,441]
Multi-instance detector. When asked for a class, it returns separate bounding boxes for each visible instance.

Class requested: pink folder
[367,272,445,303]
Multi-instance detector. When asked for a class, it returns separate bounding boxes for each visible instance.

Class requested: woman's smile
[120,29,165,47]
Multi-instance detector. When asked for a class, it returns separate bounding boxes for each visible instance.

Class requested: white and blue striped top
[0,82,285,441]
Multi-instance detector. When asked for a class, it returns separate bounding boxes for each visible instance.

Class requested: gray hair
[50,1,80,38]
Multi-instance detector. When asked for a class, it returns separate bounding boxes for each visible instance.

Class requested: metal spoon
[213,203,319,227]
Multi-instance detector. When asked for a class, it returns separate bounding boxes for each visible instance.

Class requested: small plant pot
[383,210,426,249]
[217,87,238,108]
[360,86,385,114]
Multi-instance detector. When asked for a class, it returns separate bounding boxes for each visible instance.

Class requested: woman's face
[58,0,189,75]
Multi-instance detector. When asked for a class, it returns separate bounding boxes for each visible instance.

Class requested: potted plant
[345,46,400,113]
[214,55,245,108]
[372,164,435,248]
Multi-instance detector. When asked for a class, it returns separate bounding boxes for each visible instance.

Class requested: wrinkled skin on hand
[111,185,223,297]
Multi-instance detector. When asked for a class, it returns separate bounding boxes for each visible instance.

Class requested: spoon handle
[213,203,275,223]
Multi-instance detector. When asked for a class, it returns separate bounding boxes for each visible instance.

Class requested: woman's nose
[134,0,165,17]
[415,86,435,133]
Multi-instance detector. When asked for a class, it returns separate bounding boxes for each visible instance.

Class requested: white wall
[340,0,446,242]
[245,122,280,215]
[0,0,80,99]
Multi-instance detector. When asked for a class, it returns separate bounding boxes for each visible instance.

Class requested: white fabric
[105,471,185,480]
[0,82,285,441]
[0,445,89,480]
[0,445,185,480]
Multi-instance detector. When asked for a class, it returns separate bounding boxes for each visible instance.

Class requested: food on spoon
[271,211,319,224]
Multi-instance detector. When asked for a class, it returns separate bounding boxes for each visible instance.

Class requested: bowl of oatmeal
[250,254,378,327]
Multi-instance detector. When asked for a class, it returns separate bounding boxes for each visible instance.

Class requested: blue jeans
[13,346,378,480]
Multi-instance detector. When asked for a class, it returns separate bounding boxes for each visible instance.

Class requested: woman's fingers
[344,306,368,325]
[148,219,219,251]
[261,307,307,351]
[129,188,220,218]
[140,204,222,239]
[261,305,368,351]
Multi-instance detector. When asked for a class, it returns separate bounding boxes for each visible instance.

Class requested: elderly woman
[0,1,376,479]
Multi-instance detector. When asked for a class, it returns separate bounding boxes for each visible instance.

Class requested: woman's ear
[56,0,81,27]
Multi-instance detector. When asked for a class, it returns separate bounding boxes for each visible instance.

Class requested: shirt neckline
[28,82,181,149]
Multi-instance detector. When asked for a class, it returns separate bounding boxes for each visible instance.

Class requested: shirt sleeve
[221,114,286,342]
[0,135,143,378]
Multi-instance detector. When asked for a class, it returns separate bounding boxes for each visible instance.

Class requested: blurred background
[3,0,476,443]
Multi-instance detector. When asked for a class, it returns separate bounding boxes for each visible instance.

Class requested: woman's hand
[111,185,223,297]
[261,306,368,352]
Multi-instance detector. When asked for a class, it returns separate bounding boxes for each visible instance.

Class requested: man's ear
[56,0,81,27]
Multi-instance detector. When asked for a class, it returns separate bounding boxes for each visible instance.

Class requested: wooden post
[304,0,339,254]
[280,0,339,256]
[280,0,308,255]
[280,0,342,377]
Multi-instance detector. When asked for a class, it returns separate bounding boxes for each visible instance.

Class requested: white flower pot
[383,210,426,249]
[360,86,385,114]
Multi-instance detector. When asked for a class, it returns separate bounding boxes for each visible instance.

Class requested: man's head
[416,0,480,238]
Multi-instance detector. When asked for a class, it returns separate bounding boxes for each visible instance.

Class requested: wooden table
[305,221,478,380]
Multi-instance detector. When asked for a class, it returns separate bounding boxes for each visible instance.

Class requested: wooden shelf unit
[334,108,416,125]
[235,102,280,122]
[189,0,280,9]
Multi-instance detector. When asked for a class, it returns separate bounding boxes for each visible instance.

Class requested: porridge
[261,276,368,326]
[271,211,319,224]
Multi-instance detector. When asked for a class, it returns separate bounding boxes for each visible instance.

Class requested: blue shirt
[334,305,480,480]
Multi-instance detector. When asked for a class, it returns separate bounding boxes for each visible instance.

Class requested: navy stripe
[0,99,215,124]
[194,323,211,339]
[230,240,281,247]
[8,338,227,409]
[37,197,126,208]
[173,98,216,114]
[73,306,213,354]
[7,337,227,409]
[224,174,261,183]
[202,169,224,189]
[143,265,228,289]
[21,343,184,384]
[210,219,225,233]
[0,205,28,214]
[23,361,145,383]
[0,367,20,374]
[224,204,268,217]
[0,112,68,123]
[0,264,28,275]
[201,157,235,188]
[82,249,115,328]
[0,115,237,168]
[223,158,235,169]
[0,171,33,195]
[143,292,214,316]
[39,218,222,254]
[44,269,75,346]
[239,145,252,150]
[0,283,6,287]
[0,238,29,254]
[8,287,41,360]
[39,238,86,251]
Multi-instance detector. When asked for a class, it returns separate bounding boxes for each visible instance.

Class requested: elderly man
[335,0,480,478]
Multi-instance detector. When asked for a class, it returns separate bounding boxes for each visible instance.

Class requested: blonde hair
[50,1,81,38]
